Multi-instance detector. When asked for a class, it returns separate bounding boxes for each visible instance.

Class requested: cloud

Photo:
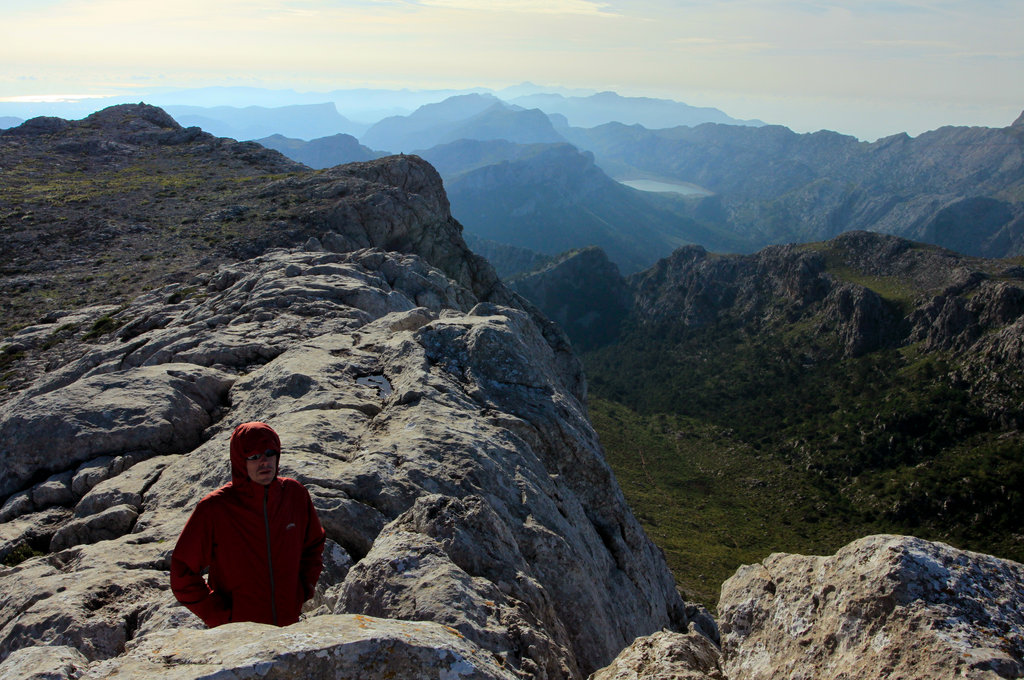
[0,93,114,103]
[416,0,613,15]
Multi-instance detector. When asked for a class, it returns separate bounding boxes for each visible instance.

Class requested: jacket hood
[229,421,281,487]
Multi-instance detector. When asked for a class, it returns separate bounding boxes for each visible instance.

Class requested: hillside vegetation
[563,233,1024,606]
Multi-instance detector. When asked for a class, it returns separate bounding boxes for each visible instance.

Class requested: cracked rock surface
[0,244,686,679]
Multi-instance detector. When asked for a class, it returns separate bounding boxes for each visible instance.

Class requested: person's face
[245,449,279,485]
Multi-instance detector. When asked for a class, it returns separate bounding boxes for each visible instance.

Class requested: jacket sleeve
[299,486,326,602]
[170,502,232,628]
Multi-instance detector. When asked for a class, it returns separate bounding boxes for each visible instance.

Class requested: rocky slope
[0,105,688,679]
[566,114,1024,257]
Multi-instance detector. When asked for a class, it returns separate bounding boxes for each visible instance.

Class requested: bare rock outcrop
[0,243,686,678]
[80,614,520,679]
[589,628,725,680]
[718,534,1024,679]
[0,364,233,498]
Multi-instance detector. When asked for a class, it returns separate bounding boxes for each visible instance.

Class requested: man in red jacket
[170,421,325,627]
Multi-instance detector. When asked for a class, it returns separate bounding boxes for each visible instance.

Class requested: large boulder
[718,534,1024,679]
[589,628,725,680]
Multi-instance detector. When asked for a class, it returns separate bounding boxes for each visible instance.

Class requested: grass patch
[2,542,47,567]
[591,398,865,608]
[82,309,126,341]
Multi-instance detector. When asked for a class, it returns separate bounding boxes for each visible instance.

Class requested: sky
[1,0,1022,140]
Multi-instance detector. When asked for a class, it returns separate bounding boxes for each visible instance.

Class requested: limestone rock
[31,471,76,510]
[718,534,1024,679]
[589,628,725,680]
[50,504,140,552]
[0,644,89,680]
[0,245,684,679]
[0,545,173,662]
[74,457,168,518]
[81,614,520,679]
[0,133,683,678]
[0,364,233,498]
[0,507,71,564]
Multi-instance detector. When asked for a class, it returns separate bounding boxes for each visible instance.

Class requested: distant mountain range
[256,133,382,169]
[423,141,746,273]
[565,118,1024,258]
[510,90,765,129]
[164,102,367,141]
[31,85,1013,274]
[361,94,566,153]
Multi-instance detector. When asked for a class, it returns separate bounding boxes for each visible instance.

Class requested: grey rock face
[0,245,685,678]
[49,503,140,552]
[0,644,88,680]
[81,614,520,679]
[718,534,1024,680]
[0,364,233,498]
[589,628,725,680]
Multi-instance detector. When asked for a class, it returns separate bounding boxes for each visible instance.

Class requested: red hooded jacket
[170,422,325,627]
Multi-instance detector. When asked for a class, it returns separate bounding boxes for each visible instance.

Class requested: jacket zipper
[263,486,278,625]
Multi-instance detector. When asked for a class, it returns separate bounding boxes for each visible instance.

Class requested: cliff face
[627,231,1024,361]
[510,247,633,352]
[0,106,686,679]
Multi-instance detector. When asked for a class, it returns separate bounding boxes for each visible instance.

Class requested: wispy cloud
[416,0,613,15]
[0,93,114,103]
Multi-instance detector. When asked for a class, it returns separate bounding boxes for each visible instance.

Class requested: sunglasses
[245,449,280,462]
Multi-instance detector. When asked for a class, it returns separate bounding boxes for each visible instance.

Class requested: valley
[510,233,1024,606]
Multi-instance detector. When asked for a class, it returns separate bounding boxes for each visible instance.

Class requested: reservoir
[616,178,713,196]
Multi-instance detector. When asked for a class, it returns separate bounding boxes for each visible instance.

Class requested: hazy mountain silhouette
[256,133,383,169]
[164,102,365,140]
[511,91,765,129]
[361,94,565,152]
[439,141,749,273]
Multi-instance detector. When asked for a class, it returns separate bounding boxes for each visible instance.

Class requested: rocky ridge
[0,105,686,679]
[518,230,1024,362]
[0,229,685,679]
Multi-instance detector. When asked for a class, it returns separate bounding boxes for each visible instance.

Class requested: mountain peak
[1013,109,1024,127]
[82,102,181,131]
